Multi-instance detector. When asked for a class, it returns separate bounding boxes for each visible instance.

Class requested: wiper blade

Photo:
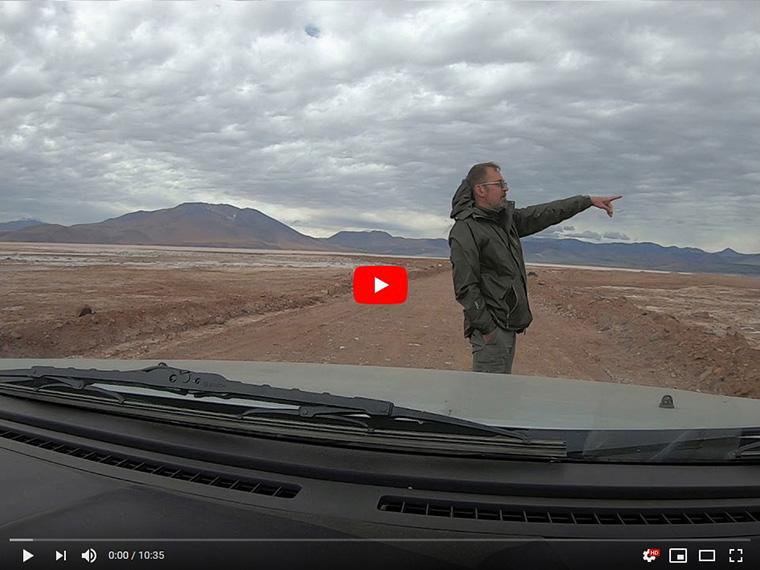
[577,428,760,463]
[732,437,760,460]
[241,404,529,440]
[0,363,561,451]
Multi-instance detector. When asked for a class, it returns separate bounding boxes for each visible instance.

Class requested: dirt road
[2,244,758,398]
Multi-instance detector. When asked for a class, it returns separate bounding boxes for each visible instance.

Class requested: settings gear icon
[643,549,657,562]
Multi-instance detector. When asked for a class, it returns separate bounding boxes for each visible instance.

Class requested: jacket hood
[450,179,509,220]
[450,179,475,219]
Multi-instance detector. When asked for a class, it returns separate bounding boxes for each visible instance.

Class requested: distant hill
[1,203,757,276]
[0,203,329,251]
[321,231,449,257]
[521,237,760,276]
[0,218,46,231]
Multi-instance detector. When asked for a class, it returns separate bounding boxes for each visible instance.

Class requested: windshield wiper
[0,362,395,414]
[0,363,566,457]
[576,428,760,463]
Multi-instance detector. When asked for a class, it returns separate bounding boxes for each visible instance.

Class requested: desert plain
[1,242,758,398]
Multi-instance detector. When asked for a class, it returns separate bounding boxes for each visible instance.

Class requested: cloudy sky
[1,1,758,253]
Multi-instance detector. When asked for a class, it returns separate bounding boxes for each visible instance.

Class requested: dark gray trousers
[469,328,517,374]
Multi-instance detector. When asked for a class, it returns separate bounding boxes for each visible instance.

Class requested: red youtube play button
[353,265,408,304]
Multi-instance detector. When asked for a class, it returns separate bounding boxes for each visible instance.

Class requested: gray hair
[466,162,501,188]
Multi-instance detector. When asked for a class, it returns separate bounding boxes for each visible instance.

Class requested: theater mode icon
[698,549,716,563]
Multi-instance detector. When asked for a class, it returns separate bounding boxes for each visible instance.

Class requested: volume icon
[81,548,97,563]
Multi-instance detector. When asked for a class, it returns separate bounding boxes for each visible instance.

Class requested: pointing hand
[591,195,623,217]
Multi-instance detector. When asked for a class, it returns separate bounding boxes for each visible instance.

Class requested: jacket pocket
[504,283,519,316]
[480,273,532,331]
[481,274,517,315]
[481,273,508,302]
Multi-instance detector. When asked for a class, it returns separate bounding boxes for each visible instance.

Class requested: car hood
[1,358,758,430]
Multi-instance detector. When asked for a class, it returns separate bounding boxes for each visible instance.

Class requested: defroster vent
[1,427,300,499]
[378,496,760,526]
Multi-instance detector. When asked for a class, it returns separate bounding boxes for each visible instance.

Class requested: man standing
[449,162,622,374]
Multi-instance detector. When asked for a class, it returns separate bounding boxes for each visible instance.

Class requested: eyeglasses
[479,180,508,189]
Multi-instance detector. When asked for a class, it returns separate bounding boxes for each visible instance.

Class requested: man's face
[476,168,509,211]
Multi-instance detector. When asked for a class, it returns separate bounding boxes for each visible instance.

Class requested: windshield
[1,1,758,464]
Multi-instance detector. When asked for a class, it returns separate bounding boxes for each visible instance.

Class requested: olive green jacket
[448,179,592,337]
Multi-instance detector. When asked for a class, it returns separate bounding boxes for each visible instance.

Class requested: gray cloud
[304,24,321,38]
[1,1,758,253]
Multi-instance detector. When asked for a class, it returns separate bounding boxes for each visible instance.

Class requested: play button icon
[22,549,34,562]
[353,266,407,304]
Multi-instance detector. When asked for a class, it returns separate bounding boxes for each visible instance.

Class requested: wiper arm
[0,362,392,412]
[4,373,128,404]
[0,363,543,443]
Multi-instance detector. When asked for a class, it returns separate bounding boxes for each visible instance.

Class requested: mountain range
[1,202,757,276]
